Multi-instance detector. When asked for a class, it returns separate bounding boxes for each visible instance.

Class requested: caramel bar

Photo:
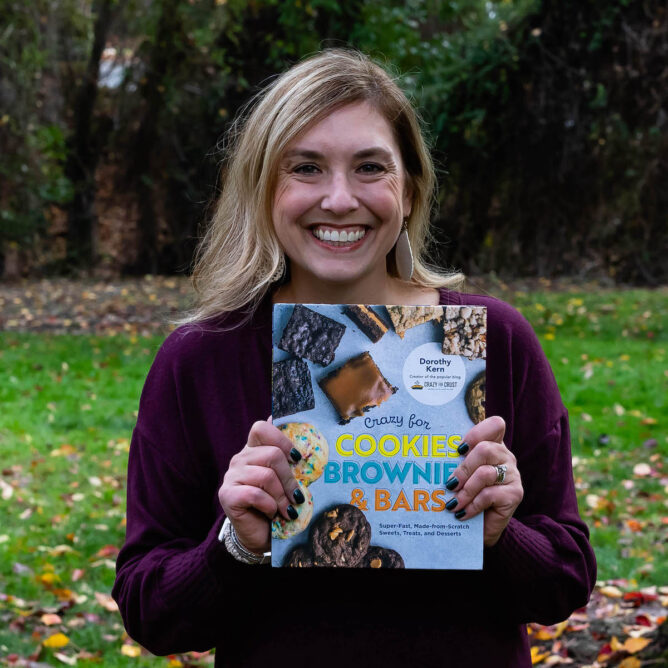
[318,352,397,423]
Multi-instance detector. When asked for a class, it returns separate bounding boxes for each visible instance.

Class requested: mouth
[310,225,368,246]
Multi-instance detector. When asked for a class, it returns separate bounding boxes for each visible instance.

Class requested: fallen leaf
[36,572,61,587]
[43,633,70,648]
[94,544,119,558]
[0,479,14,499]
[531,646,549,664]
[623,636,651,653]
[600,585,623,598]
[120,644,141,657]
[618,658,641,668]
[41,613,62,625]
[54,652,77,665]
[633,463,651,476]
[532,620,569,640]
[94,592,118,612]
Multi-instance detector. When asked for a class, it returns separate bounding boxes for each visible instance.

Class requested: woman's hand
[218,419,303,554]
[443,416,524,547]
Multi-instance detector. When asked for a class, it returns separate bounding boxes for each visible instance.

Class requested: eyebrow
[281,146,395,161]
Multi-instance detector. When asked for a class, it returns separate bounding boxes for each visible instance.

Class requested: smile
[311,226,367,244]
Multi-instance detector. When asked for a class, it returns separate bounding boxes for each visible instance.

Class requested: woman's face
[272,102,412,296]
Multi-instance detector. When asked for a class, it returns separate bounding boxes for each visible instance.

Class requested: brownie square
[344,305,389,343]
[278,305,346,366]
[272,358,315,419]
[318,352,397,423]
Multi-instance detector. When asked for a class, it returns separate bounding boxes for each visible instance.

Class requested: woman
[112,50,596,667]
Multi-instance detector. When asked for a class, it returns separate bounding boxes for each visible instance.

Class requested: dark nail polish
[445,476,459,491]
[455,509,466,520]
[290,448,302,463]
[287,505,299,520]
[445,497,458,511]
[457,441,470,455]
[293,487,305,504]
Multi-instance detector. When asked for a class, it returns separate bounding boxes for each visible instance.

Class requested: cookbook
[271,303,486,569]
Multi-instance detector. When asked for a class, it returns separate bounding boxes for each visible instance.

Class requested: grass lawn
[0,284,665,665]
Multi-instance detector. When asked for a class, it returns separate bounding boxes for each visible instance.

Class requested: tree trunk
[64,0,116,271]
[125,0,181,275]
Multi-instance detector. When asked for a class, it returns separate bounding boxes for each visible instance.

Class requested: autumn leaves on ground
[0,277,665,667]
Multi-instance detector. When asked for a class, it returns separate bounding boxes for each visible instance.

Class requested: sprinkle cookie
[271,482,314,539]
[278,422,329,486]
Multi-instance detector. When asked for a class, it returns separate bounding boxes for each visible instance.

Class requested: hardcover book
[271,303,486,569]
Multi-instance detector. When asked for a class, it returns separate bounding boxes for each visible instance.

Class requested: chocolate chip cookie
[311,504,372,567]
[359,546,405,569]
[284,544,322,568]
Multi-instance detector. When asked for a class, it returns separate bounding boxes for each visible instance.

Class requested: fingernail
[445,497,458,511]
[457,441,470,455]
[293,487,305,504]
[445,476,459,491]
[290,448,302,463]
[455,509,466,520]
[287,505,299,520]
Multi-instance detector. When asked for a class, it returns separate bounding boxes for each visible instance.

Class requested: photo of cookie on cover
[271,422,328,540]
[284,504,405,569]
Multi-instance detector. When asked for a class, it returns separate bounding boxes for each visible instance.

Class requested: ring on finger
[493,464,507,485]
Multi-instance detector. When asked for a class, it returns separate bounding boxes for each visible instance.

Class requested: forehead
[281,102,400,158]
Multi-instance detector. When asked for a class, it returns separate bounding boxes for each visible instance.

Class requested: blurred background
[1,0,666,284]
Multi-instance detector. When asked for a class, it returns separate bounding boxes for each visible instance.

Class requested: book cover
[271,303,486,569]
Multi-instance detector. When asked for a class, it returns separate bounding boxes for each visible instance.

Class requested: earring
[395,218,414,281]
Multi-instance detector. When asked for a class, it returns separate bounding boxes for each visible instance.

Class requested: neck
[274,266,438,306]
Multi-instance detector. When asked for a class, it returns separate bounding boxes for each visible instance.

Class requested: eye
[293,163,320,175]
[358,163,384,174]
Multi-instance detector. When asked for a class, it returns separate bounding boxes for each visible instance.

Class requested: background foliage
[0,0,666,282]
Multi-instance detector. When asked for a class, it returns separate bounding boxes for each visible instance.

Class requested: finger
[246,420,300,462]
[458,415,506,454]
[451,479,524,523]
[223,484,279,521]
[449,485,496,520]
[445,440,511,492]
[233,464,290,507]
[446,462,511,512]
[232,445,303,508]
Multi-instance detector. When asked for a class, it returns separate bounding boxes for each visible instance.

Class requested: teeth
[314,227,365,243]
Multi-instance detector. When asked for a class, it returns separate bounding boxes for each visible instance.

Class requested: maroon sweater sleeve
[111,317,273,656]
[472,294,597,624]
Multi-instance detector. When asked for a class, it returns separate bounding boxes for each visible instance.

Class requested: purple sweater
[112,290,596,668]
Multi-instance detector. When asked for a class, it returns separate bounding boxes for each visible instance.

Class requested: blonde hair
[185,49,463,324]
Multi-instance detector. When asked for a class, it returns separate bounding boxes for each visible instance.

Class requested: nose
[320,172,358,215]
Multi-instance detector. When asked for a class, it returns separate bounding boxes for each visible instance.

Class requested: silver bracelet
[218,517,271,565]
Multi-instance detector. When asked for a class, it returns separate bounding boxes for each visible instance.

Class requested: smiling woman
[184,49,462,320]
[112,49,596,668]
